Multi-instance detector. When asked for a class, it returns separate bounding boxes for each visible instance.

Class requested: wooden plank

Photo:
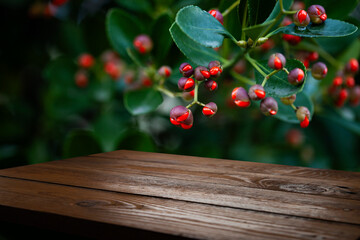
[1,177,359,240]
[94,150,360,183]
[1,156,360,224]
[58,155,360,201]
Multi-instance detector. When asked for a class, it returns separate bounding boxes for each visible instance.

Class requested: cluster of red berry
[29,0,68,18]
[74,53,95,88]
[281,3,327,46]
[170,61,223,129]
[328,58,360,107]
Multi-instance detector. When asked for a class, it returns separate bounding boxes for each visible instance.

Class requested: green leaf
[175,5,236,48]
[248,0,276,26]
[274,92,314,123]
[254,59,307,97]
[170,22,224,66]
[151,13,173,65]
[63,129,102,158]
[274,19,358,38]
[124,88,163,115]
[106,9,142,61]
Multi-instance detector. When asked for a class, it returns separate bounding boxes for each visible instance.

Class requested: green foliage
[275,19,358,38]
[124,88,164,115]
[63,130,102,158]
[106,9,142,61]
[254,59,307,97]
[1,0,360,173]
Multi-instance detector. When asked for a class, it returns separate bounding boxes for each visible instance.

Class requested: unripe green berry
[296,106,310,128]
[280,94,296,105]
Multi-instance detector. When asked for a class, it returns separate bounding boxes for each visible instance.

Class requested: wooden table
[0,150,360,239]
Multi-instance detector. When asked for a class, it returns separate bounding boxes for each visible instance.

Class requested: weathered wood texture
[0,150,359,239]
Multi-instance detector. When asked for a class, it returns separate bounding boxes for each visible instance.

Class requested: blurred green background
[0,0,359,172]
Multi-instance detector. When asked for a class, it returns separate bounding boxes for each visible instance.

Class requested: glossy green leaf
[274,19,358,38]
[175,5,236,48]
[124,88,163,115]
[274,92,314,123]
[151,13,173,65]
[63,129,102,158]
[106,9,142,61]
[248,0,276,26]
[254,59,307,97]
[170,23,225,66]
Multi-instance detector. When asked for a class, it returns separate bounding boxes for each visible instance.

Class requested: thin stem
[245,53,267,77]
[241,3,248,41]
[186,80,205,108]
[156,86,182,98]
[231,71,256,85]
[283,67,289,74]
[261,69,281,87]
[279,0,297,15]
[222,0,240,17]
[291,104,297,110]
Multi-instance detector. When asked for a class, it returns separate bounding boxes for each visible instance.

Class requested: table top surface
[0,150,360,239]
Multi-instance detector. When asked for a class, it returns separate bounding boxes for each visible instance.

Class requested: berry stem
[222,0,240,17]
[245,53,267,77]
[186,80,206,108]
[291,104,297,110]
[156,85,182,98]
[283,68,290,74]
[231,71,256,85]
[262,69,281,87]
[279,0,297,15]
[126,48,144,68]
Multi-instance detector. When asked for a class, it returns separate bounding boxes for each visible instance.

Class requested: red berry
[202,102,217,117]
[311,62,327,80]
[346,76,355,88]
[204,80,218,92]
[307,52,319,62]
[288,68,305,85]
[104,61,121,80]
[190,90,195,97]
[280,94,296,105]
[308,5,327,24]
[210,66,222,76]
[232,87,251,107]
[349,86,360,106]
[78,53,94,68]
[233,60,246,74]
[178,77,195,91]
[158,66,172,78]
[52,0,67,6]
[291,1,305,11]
[282,34,302,45]
[268,53,286,70]
[345,58,359,73]
[294,10,310,27]
[133,34,153,54]
[208,9,223,24]
[249,84,266,101]
[286,129,304,147]
[332,76,343,87]
[260,97,278,116]
[260,39,275,52]
[142,77,153,87]
[75,70,88,88]
[179,63,194,77]
[300,116,309,128]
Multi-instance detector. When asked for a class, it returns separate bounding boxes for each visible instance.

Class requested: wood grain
[1,177,359,240]
[1,150,359,224]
